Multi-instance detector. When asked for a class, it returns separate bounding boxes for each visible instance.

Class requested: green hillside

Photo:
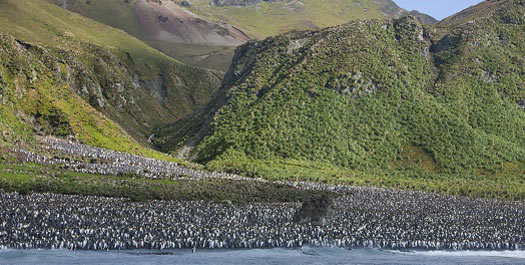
[0,0,219,159]
[155,0,525,199]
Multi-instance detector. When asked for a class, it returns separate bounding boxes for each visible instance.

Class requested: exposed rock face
[211,0,283,7]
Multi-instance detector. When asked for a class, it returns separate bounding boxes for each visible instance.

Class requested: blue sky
[392,0,484,21]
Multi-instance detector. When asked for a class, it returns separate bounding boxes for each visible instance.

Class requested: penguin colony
[14,137,255,181]
[13,137,340,192]
[2,137,524,251]
[0,189,523,251]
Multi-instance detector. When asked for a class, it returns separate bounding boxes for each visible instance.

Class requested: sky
[392,0,485,21]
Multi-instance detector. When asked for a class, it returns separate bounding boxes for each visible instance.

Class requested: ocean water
[1,247,524,265]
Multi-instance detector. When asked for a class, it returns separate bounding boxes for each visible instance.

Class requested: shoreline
[1,246,525,253]
[1,246,524,252]
[2,247,524,265]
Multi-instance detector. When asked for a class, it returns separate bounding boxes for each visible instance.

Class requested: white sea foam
[399,249,525,259]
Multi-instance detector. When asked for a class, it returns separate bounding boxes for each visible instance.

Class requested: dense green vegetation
[206,156,525,200]
[0,0,219,159]
[0,164,333,203]
[156,0,525,200]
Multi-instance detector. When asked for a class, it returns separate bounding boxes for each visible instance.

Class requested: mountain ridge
[187,0,437,39]
[49,0,436,71]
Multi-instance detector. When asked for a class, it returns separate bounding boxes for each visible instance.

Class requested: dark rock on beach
[294,193,334,226]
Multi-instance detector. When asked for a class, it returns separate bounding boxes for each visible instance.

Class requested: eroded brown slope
[133,0,249,46]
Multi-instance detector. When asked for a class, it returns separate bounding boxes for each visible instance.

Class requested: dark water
[1,247,524,265]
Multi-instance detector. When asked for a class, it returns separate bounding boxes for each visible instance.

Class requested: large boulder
[294,193,334,226]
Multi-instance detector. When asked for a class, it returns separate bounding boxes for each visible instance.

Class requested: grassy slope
[188,0,387,39]
[50,0,146,39]
[9,0,219,126]
[147,41,237,72]
[156,1,525,200]
[1,0,163,66]
[0,33,181,161]
[0,163,329,203]
[0,0,217,161]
